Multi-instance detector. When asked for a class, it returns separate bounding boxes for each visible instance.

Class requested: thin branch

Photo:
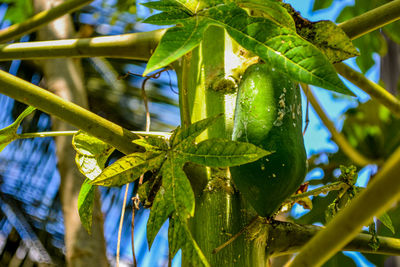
[0,30,165,61]
[0,69,139,155]
[335,63,400,117]
[339,0,400,40]
[16,131,171,139]
[283,181,347,205]
[0,0,93,43]
[288,145,400,266]
[266,221,400,257]
[300,83,378,167]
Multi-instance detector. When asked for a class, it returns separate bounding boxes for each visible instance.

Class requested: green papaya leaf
[147,156,194,247]
[168,215,210,267]
[199,3,353,95]
[171,113,223,147]
[297,20,359,63]
[142,0,193,13]
[143,10,192,25]
[147,185,175,247]
[174,138,271,167]
[0,106,35,152]
[132,136,168,152]
[144,17,209,75]
[72,131,115,180]
[90,152,165,187]
[78,179,95,234]
[236,0,295,30]
[379,212,395,234]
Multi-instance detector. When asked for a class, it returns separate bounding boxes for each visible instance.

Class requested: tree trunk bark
[33,1,108,266]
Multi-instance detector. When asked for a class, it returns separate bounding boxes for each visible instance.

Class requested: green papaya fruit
[230,63,307,217]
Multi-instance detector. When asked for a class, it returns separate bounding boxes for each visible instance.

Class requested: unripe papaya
[230,63,307,217]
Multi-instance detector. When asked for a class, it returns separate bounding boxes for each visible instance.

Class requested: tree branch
[339,0,400,40]
[16,130,171,139]
[0,30,165,61]
[288,144,400,266]
[0,69,140,155]
[300,83,378,167]
[0,0,93,43]
[335,63,400,117]
[264,220,400,257]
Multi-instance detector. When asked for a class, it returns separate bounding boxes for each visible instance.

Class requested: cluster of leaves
[142,0,358,96]
[74,114,270,266]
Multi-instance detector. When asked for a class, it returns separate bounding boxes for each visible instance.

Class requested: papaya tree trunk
[33,1,108,266]
[176,26,267,267]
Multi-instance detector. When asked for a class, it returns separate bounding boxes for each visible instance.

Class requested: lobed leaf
[147,156,194,247]
[147,185,175,247]
[174,138,271,167]
[72,131,115,180]
[143,10,192,25]
[0,106,35,152]
[143,17,210,76]
[78,179,95,234]
[90,152,165,187]
[171,113,223,147]
[132,136,168,152]
[237,0,295,30]
[199,3,353,95]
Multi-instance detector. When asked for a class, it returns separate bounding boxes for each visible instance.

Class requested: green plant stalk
[335,62,400,117]
[0,0,94,43]
[0,30,165,61]
[266,221,400,257]
[289,144,400,267]
[301,83,377,167]
[176,26,263,266]
[16,131,171,139]
[339,0,400,40]
[0,69,140,155]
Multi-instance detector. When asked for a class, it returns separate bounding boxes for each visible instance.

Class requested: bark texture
[33,1,108,266]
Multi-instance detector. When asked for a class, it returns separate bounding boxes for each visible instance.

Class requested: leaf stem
[288,144,400,266]
[0,30,165,61]
[0,0,93,43]
[300,83,378,167]
[335,63,400,117]
[16,131,171,139]
[339,0,400,40]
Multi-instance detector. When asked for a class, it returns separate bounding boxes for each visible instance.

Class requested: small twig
[283,181,348,205]
[212,216,259,254]
[116,184,130,267]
